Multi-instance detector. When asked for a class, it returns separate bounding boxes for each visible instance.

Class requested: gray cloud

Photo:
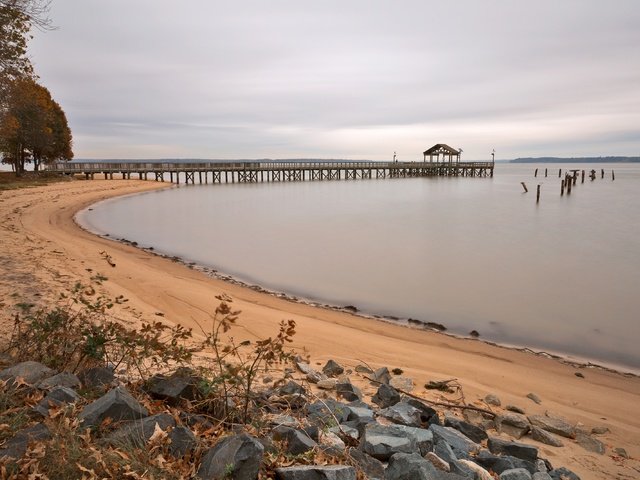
[29,0,640,160]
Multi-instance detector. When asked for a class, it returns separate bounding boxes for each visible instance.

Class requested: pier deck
[46,160,494,184]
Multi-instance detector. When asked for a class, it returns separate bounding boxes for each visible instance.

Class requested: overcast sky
[30,1,640,160]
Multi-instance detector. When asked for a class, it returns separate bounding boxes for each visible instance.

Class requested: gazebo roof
[423,144,460,155]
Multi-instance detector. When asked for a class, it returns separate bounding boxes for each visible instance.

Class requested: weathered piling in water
[581,170,585,183]
[601,168,605,179]
[590,169,596,181]
[561,178,565,196]
[534,168,538,177]
[612,170,615,181]
[521,182,528,193]
[566,174,572,194]
[545,168,548,177]
[536,184,541,203]
[559,168,562,178]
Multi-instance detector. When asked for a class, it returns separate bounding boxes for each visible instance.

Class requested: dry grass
[0,171,74,191]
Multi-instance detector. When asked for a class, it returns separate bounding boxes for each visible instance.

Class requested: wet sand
[1,178,639,478]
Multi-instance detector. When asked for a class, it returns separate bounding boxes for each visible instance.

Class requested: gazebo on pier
[423,144,461,163]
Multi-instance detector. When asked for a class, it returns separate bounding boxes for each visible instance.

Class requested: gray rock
[528,415,575,439]
[37,372,81,390]
[371,383,401,408]
[425,451,450,472]
[500,468,532,480]
[379,401,423,427]
[105,412,175,448]
[548,467,581,480]
[78,366,115,389]
[307,399,351,426]
[346,404,374,424]
[168,426,197,457]
[307,371,328,384]
[355,364,373,374]
[444,413,488,443]
[372,367,391,385]
[360,423,432,460]
[348,447,385,480]
[145,369,200,402]
[406,398,440,425]
[296,361,315,375]
[613,447,628,458]
[463,409,494,431]
[575,431,605,454]
[279,380,306,396]
[485,393,501,406]
[336,381,362,402]
[430,424,481,458]
[496,412,531,439]
[0,361,55,386]
[475,450,537,475]
[272,426,317,455]
[386,453,467,480]
[316,378,337,390]
[458,459,493,480]
[198,433,264,479]
[530,427,563,447]
[79,387,149,427]
[389,376,414,392]
[330,424,359,441]
[506,405,526,415]
[434,439,458,465]
[275,465,356,480]
[488,437,538,463]
[526,393,542,404]
[0,423,51,460]
[532,474,553,480]
[322,359,344,377]
[33,386,80,416]
[591,425,609,435]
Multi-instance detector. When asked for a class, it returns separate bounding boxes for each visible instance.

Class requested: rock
[197,433,264,479]
[317,378,337,390]
[360,423,432,460]
[372,367,391,385]
[319,431,345,453]
[145,369,200,403]
[425,451,450,472]
[268,414,298,428]
[348,447,385,480]
[296,361,315,375]
[485,393,501,406]
[179,412,215,431]
[530,427,564,447]
[500,468,533,480]
[496,412,531,439]
[307,371,327,384]
[406,398,440,425]
[591,426,610,435]
[526,393,542,404]
[433,439,457,465]
[106,412,175,447]
[355,364,373,374]
[548,467,581,480]
[279,380,306,396]
[575,431,605,454]
[378,402,423,427]
[463,409,494,431]
[322,359,344,377]
[506,405,526,415]
[613,447,628,458]
[488,437,538,463]
[430,424,481,458]
[275,465,356,480]
[79,387,149,427]
[532,474,552,480]
[272,426,317,455]
[384,452,437,480]
[0,423,51,459]
[371,383,400,408]
[168,426,198,457]
[78,366,115,389]
[0,361,55,386]
[307,399,351,426]
[389,376,414,392]
[444,413,488,443]
[346,403,374,424]
[528,415,575,439]
[330,424,359,441]
[470,330,480,338]
[33,386,80,416]
[336,381,362,402]
[475,450,537,475]
[458,459,493,480]
[37,372,81,390]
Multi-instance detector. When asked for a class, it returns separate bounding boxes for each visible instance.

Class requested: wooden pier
[46,160,494,185]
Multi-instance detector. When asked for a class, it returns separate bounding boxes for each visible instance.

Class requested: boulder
[345,404,374,425]
[0,423,51,460]
[38,372,81,390]
[316,378,337,390]
[0,361,55,386]
[336,381,362,402]
[528,415,575,439]
[530,427,563,447]
[458,459,493,480]
[360,423,432,460]
[348,447,385,480]
[79,387,148,427]
[488,437,538,463]
[613,447,628,458]
[307,399,350,426]
[526,393,542,405]
[371,383,400,408]
[319,431,345,453]
[279,380,306,396]
[425,451,450,472]
[105,412,175,448]
[378,402,423,427]
[372,367,391,385]
[78,366,115,389]
[575,431,605,454]
[496,412,531,439]
[532,474,553,480]
[444,413,488,443]
[406,398,440,425]
[548,467,581,480]
[272,426,317,455]
[500,468,532,480]
[145,369,200,403]
[485,393,501,406]
[389,376,414,392]
[33,386,80,416]
[429,424,481,458]
[275,465,356,480]
[197,433,264,480]
[506,405,526,415]
[385,452,436,480]
[322,360,344,377]
[168,426,198,457]
[475,450,537,475]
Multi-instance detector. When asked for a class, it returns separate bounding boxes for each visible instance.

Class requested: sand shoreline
[76,195,639,379]
[1,178,639,478]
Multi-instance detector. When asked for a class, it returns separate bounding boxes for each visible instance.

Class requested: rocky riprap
[0,358,617,479]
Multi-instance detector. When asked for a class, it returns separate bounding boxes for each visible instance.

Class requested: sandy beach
[1,178,639,478]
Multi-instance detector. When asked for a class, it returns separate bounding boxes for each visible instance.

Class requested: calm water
[79,163,640,372]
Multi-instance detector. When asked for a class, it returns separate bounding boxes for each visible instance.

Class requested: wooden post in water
[534,168,538,177]
[581,170,585,183]
[572,172,577,186]
[612,170,615,181]
[601,168,605,179]
[559,168,562,177]
[536,184,541,203]
[521,182,528,193]
[561,178,565,196]
[545,168,548,177]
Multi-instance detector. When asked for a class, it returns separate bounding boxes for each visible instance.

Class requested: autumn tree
[0,77,73,174]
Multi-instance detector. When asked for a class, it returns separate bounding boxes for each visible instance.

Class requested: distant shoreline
[510,156,640,163]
